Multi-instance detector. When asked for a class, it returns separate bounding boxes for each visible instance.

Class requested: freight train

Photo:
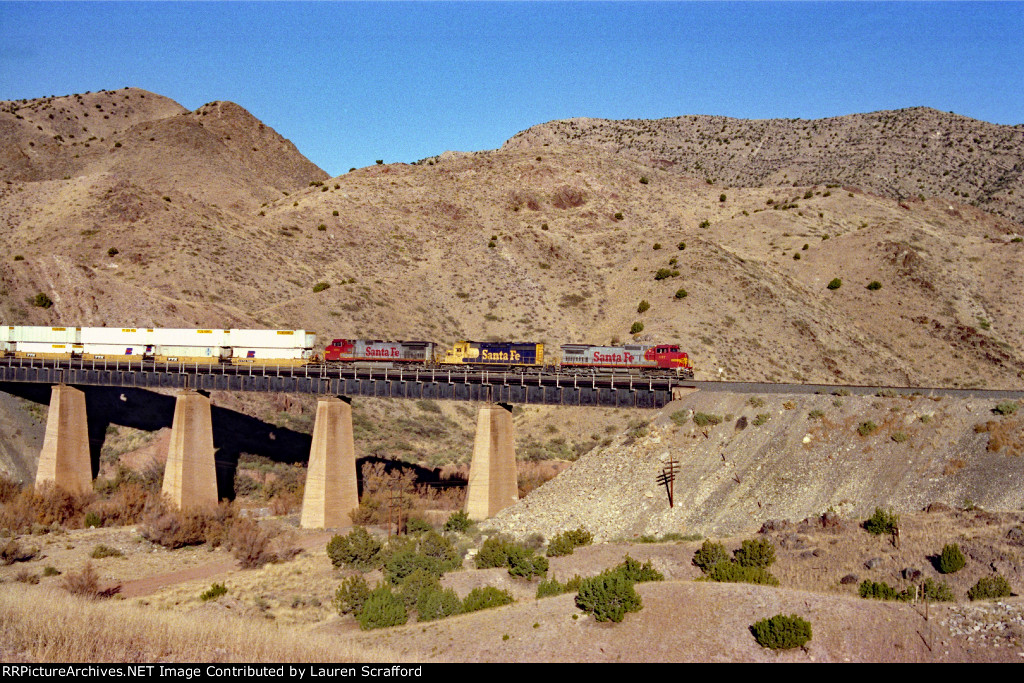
[1,326,694,378]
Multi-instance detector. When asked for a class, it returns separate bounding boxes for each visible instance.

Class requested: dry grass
[0,584,398,662]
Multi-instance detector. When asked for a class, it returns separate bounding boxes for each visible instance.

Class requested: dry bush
[61,562,106,599]
[1,538,38,565]
[551,186,587,209]
[0,474,21,503]
[86,482,154,527]
[269,489,301,515]
[139,501,236,549]
[974,419,1024,456]
[0,483,92,533]
[518,461,563,498]
[226,517,276,569]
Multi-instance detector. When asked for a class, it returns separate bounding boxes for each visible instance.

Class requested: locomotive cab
[646,345,694,378]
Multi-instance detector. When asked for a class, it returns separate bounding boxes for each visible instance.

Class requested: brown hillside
[503,108,1024,226]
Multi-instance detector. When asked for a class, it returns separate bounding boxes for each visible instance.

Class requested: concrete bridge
[2,358,696,526]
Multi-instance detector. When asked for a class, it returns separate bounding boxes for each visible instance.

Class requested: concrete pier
[35,385,92,495]
[161,390,218,512]
[465,403,518,520]
[300,397,359,529]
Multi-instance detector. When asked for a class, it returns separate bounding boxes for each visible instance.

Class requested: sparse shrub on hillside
[61,562,103,599]
[719,194,727,203]
[858,580,913,602]
[692,540,730,573]
[639,176,649,184]
[226,517,279,569]
[326,526,382,571]
[652,243,661,250]
[863,508,899,536]
[630,322,644,335]
[827,278,842,290]
[317,224,327,231]
[670,410,690,426]
[200,583,228,602]
[613,212,624,221]
[677,242,686,250]
[707,561,779,586]
[891,432,909,443]
[858,421,879,436]
[443,510,472,534]
[462,586,514,613]
[505,545,548,579]
[968,575,1012,601]
[107,247,119,256]
[867,281,882,290]
[312,282,330,293]
[398,568,441,610]
[693,412,722,427]
[733,539,776,568]
[753,414,770,426]
[921,578,955,602]
[613,555,664,583]
[637,300,650,314]
[674,288,688,299]
[357,586,407,630]
[89,544,123,559]
[333,574,371,616]
[536,574,584,599]
[993,401,1018,416]
[655,268,680,280]
[808,409,824,420]
[416,586,462,622]
[750,614,812,650]
[32,293,53,308]
[575,572,643,623]
[546,527,594,557]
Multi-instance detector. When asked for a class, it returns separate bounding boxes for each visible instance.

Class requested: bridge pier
[36,384,92,496]
[161,390,218,512]
[465,403,518,521]
[300,397,359,529]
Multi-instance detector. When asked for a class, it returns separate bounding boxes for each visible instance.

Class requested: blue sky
[1,1,1022,177]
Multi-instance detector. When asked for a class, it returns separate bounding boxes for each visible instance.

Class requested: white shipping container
[227,329,314,349]
[154,345,225,359]
[9,326,81,343]
[150,328,229,347]
[80,327,153,345]
[15,342,76,355]
[81,343,147,357]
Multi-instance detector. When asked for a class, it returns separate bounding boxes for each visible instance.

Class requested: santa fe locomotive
[2,326,694,378]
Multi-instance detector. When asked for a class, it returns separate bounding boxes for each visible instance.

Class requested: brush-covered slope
[503,108,1024,226]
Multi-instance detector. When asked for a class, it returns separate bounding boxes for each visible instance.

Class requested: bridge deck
[0,359,683,408]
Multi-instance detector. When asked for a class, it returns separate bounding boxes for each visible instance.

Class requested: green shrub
[827,278,842,290]
[858,580,913,601]
[312,282,330,293]
[536,575,584,599]
[32,293,53,309]
[107,247,119,256]
[613,554,664,583]
[416,586,462,622]
[200,582,228,602]
[750,614,812,650]
[753,414,770,426]
[733,539,776,568]
[808,409,824,420]
[505,545,548,579]
[84,512,101,528]
[857,421,879,436]
[938,543,966,574]
[692,540,730,573]
[444,510,472,533]
[89,544,123,559]
[475,536,515,569]
[867,281,882,290]
[654,268,680,280]
[357,586,408,630]
[967,575,1012,601]
[637,300,650,314]
[575,573,643,623]
[326,527,382,571]
[406,517,433,534]
[546,527,593,557]
[462,586,514,613]
[630,322,644,335]
[719,194,727,203]
[674,288,688,299]
[707,561,779,586]
[677,242,686,250]
[693,413,722,427]
[652,243,661,251]
[863,508,899,535]
[993,401,1019,416]
[639,176,649,185]
[317,224,327,231]
[921,578,955,602]
[398,568,441,609]
[333,574,371,616]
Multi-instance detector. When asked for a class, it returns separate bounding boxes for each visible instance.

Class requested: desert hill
[502,108,1024,226]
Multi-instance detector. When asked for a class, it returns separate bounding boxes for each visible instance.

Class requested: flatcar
[0,326,315,365]
[560,343,694,378]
